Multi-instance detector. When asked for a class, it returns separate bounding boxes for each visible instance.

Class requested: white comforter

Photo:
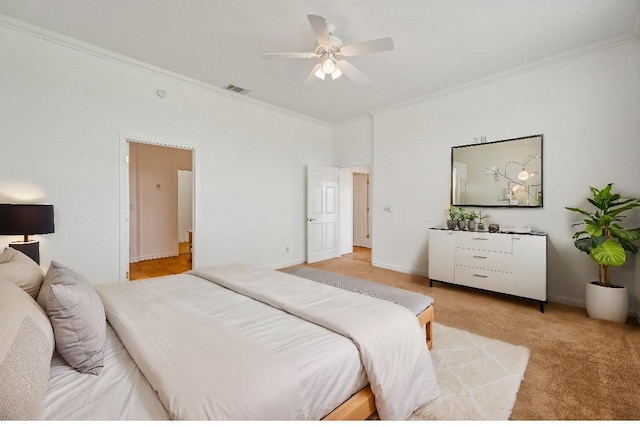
[191,264,440,420]
[97,278,306,420]
[97,264,440,420]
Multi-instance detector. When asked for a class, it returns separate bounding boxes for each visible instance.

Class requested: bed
[0,249,440,421]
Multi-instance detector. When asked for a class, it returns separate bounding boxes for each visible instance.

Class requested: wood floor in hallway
[129,242,192,280]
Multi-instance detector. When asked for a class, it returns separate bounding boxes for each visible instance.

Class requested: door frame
[119,133,198,281]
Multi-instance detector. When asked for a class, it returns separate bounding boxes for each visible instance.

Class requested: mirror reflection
[451,134,543,207]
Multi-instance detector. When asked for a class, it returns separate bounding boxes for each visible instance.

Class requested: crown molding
[0,13,331,129]
[332,113,373,129]
[371,33,640,118]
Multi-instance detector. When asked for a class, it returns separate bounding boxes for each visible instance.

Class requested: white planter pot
[585,282,629,323]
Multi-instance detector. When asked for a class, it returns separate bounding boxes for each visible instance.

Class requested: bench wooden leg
[417,305,434,350]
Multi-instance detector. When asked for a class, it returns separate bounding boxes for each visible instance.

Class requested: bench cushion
[285,267,433,316]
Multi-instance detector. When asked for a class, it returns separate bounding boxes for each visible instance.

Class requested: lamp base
[9,240,40,265]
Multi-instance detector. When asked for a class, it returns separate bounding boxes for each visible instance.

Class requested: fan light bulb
[314,68,326,80]
[517,170,530,181]
[322,58,335,74]
[331,68,342,80]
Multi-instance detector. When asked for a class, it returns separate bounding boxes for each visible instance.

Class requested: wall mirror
[451,134,543,207]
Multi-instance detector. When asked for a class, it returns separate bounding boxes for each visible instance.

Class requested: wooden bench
[284,267,434,350]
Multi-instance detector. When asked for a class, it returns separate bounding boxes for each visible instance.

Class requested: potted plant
[565,183,640,323]
[457,208,467,231]
[466,211,479,231]
[477,211,488,231]
[447,206,459,230]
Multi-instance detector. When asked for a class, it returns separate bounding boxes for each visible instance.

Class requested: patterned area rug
[410,323,530,420]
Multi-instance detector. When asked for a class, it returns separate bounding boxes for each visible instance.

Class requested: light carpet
[410,323,530,420]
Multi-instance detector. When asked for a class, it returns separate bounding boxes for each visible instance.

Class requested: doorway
[120,137,195,281]
[353,172,371,248]
[338,165,372,261]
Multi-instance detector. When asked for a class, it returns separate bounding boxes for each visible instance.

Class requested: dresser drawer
[454,248,512,273]
[454,266,512,294]
[455,232,512,253]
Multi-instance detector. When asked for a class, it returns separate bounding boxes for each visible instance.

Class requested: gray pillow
[0,247,44,299]
[41,262,106,375]
[0,278,54,420]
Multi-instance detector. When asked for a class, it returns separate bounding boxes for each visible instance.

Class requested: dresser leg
[429,279,433,288]
[539,301,545,313]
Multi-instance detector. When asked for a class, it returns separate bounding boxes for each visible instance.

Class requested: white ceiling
[1,0,639,124]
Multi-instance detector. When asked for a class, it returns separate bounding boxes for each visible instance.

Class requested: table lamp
[0,204,55,264]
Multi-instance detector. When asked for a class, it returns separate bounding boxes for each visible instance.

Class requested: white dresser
[428,228,547,311]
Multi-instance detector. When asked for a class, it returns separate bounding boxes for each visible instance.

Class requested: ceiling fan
[263,14,394,85]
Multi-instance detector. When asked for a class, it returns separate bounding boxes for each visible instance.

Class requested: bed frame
[322,305,434,420]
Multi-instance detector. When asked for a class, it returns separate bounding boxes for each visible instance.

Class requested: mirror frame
[451,134,543,208]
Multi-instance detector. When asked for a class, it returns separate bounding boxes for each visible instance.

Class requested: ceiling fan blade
[263,52,317,60]
[336,60,371,85]
[304,63,322,86]
[307,14,331,45]
[340,37,395,57]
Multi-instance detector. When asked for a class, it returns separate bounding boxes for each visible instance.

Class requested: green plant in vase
[447,206,460,230]
[457,208,468,231]
[565,183,640,322]
[466,211,479,231]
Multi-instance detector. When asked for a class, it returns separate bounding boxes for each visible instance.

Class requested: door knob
[308,217,316,222]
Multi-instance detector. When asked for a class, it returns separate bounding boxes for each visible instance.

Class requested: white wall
[177,169,193,243]
[0,23,332,283]
[332,115,374,167]
[372,39,640,305]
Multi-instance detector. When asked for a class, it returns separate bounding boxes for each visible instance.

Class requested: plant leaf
[565,206,595,218]
[620,239,639,254]
[610,228,640,242]
[590,240,626,266]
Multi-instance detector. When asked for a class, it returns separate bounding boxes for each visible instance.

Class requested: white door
[307,165,340,263]
[353,173,370,248]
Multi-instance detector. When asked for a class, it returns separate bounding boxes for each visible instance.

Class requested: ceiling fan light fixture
[330,68,342,80]
[314,67,326,80]
[322,57,336,74]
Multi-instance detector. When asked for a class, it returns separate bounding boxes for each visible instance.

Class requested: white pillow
[0,247,44,299]
[39,262,106,375]
[0,278,54,420]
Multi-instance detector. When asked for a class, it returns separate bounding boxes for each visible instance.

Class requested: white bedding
[96,273,368,420]
[41,324,169,420]
[44,264,438,420]
[191,264,440,419]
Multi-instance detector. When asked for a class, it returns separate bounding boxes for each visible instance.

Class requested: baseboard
[547,295,584,308]
[371,262,427,277]
[269,259,306,270]
[130,251,179,263]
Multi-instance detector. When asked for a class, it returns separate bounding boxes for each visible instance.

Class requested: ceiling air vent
[222,84,250,95]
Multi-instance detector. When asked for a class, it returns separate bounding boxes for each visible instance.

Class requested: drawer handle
[473,274,488,278]
[472,255,488,259]
[472,237,489,241]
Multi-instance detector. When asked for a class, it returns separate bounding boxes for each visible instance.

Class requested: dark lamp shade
[0,204,55,236]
